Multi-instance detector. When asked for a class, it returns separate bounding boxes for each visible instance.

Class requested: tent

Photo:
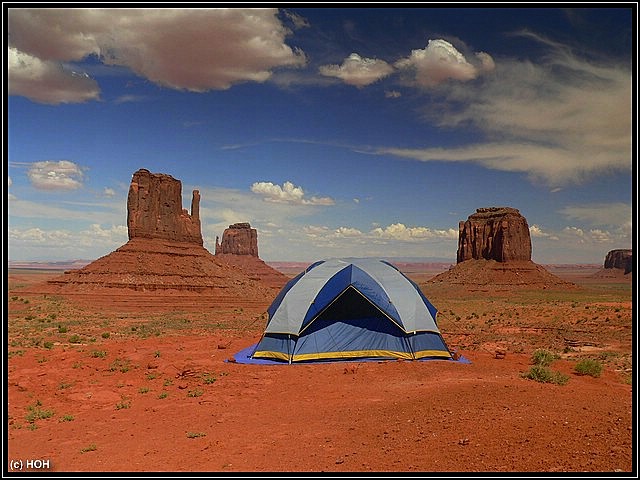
[250,258,453,363]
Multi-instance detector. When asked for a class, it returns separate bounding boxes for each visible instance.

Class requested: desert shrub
[186,432,206,438]
[574,359,603,378]
[521,365,569,386]
[25,400,55,423]
[202,373,216,384]
[187,388,204,398]
[58,325,68,334]
[101,332,110,339]
[115,400,131,410]
[69,334,81,344]
[80,444,97,453]
[531,349,559,366]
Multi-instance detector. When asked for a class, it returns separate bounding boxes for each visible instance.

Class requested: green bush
[531,349,560,366]
[575,359,603,378]
[521,365,569,385]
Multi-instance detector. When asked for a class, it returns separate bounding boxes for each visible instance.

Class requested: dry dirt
[5,266,634,474]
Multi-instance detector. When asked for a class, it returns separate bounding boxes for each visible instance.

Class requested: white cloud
[529,224,550,238]
[251,181,334,205]
[27,160,85,190]
[8,8,306,103]
[385,90,401,98]
[395,39,494,88]
[319,53,394,87]
[371,223,458,241]
[559,202,631,227]
[114,94,147,104]
[378,34,631,186]
[103,187,116,197]
[9,224,127,260]
[8,47,100,104]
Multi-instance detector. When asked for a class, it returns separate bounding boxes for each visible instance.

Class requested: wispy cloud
[8,8,307,103]
[376,33,631,186]
[114,94,147,104]
[559,202,632,228]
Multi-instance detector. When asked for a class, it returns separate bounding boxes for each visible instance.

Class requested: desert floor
[6,266,634,473]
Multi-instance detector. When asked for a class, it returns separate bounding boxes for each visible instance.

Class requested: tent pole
[288,334,292,365]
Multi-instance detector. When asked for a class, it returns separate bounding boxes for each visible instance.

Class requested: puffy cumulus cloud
[303,222,456,244]
[334,226,363,237]
[8,8,306,103]
[251,181,334,205]
[319,53,394,87]
[9,224,127,260]
[395,39,494,88]
[10,227,66,244]
[103,187,116,197]
[27,160,85,190]
[529,225,550,238]
[371,223,458,241]
[8,47,100,104]
[378,34,630,187]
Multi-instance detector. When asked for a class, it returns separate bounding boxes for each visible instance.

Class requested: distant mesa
[430,206,573,289]
[215,223,258,257]
[214,222,287,286]
[604,249,632,274]
[457,207,531,263]
[591,249,633,279]
[44,169,286,295]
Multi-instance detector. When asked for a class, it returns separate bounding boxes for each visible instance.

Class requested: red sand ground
[6,266,634,473]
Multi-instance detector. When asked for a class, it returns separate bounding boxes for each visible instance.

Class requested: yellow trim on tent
[253,349,417,361]
[253,349,452,362]
[414,350,452,359]
[252,350,291,361]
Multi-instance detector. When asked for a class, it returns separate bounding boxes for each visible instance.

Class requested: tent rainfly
[251,258,453,363]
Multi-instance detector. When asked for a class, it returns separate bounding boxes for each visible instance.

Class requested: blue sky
[6,7,634,263]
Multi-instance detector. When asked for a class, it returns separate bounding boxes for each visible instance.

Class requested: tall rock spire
[127,168,203,245]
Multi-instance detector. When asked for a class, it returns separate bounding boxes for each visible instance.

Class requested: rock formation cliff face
[457,207,531,263]
[47,169,287,295]
[127,169,202,245]
[215,223,258,257]
[604,249,633,274]
[431,206,573,289]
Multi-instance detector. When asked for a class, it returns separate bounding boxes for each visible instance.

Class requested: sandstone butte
[604,249,633,274]
[215,223,258,257]
[591,248,633,279]
[43,169,287,296]
[429,207,573,288]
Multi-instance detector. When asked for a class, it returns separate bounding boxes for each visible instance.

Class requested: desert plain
[6,263,633,473]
